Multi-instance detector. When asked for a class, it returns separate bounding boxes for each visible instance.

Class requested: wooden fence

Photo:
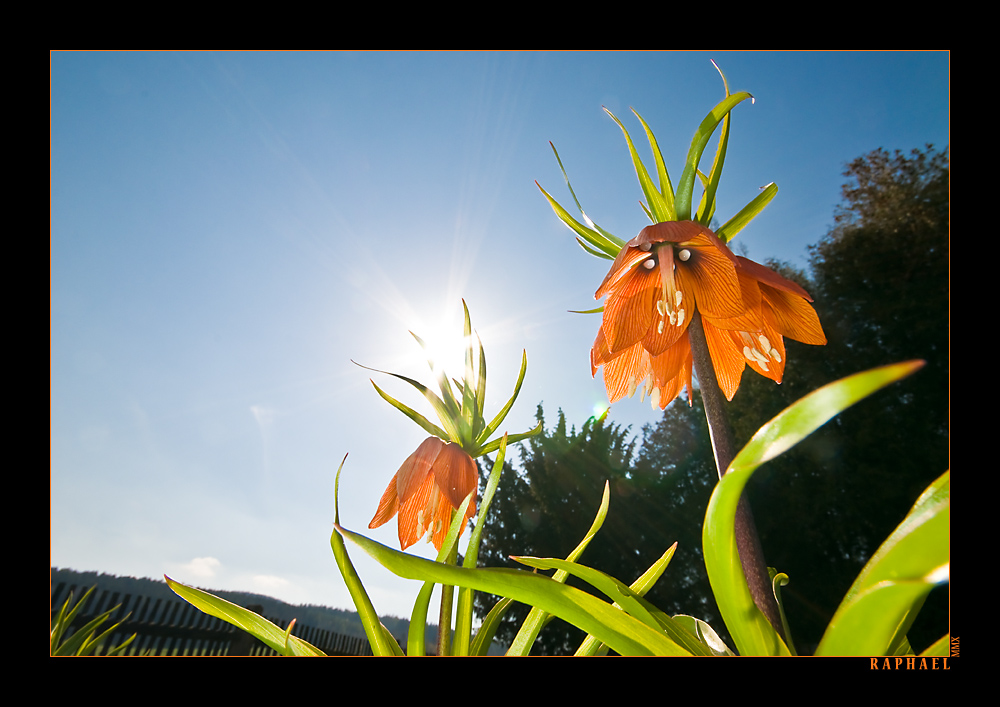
[50,581,383,656]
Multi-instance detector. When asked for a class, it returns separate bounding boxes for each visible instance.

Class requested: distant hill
[50,567,427,649]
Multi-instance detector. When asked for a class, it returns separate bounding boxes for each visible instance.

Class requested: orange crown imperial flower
[369,437,478,551]
[539,63,827,409]
[591,221,826,407]
[356,301,541,551]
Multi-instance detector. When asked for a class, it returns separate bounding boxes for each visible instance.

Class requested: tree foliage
[475,144,949,655]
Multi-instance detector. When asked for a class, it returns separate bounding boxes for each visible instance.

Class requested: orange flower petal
[432,443,478,515]
[396,437,444,503]
[760,284,827,345]
[674,234,744,320]
[702,318,748,401]
[601,341,649,404]
[602,260,658,354]
[396,472,440,550]
[736,256,813,301]
[368,473,399,530]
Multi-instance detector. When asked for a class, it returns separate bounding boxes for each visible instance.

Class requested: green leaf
[334,522,683,656]
[547,143,625,248]
[506,482,612,655]
[703,360,925,656]
[331,454,404,656]
[672,615,735,656]
[470,596,515,656]
[716,183,778,243]
[632,109,675,218]
[165,576,325,656]
[675,92,753,221]
[816,470,949,656]
[695,61,734,226]
[513,555,700,656]
[476,348,529,448]
[605,107,674,222]
[537,181,623,259]
[369,380,451,441]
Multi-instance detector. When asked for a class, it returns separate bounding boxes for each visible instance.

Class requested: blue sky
[51,51,949,622]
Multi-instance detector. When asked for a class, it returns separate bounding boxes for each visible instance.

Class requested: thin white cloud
[180,556,221,579]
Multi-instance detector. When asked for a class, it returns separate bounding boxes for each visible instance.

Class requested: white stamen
[675,290,683,307]
[676,309,685,328]
[771,349,782,363]
[657,299,666,316]
[758,335,771,352]
[643,259,656,270]
[639,242,652,252]
[649,388,661,409]
[657,320,664,335]
[678,249,691,262]
[743,346,755,362]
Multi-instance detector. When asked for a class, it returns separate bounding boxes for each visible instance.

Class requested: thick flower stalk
[357,300,540,552]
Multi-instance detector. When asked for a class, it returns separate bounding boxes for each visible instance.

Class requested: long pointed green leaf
[471,596,515,656]
[454,435,508,655]
[716,183,778,243]
[335,525,682,656]
[406,491,474,656]
[477,421,541,457]
[703,360,925,656]
[575,543,683,656]
[369,380,451,441]
[331,454,404,656]
[676,92,753,221]
[696,61,734,226]
[507,482,612,655]
[632,109,675,218]
[165,576,325,656]
[816,470,949,656]
[513,556,700,656]
[477,349,529,447]
[461,302,477,442]
[605,107,673,223]
[547,143,624,246]
[537,181,623,259]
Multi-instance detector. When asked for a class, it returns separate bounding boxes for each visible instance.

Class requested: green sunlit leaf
[165,576,326,656]
[575,543,680,656]
[453,435,508,655]
[330,454,404,656]
[471,596,514,656]
[816,470,949,656]
[506,482,612,656]
[513,555,701,656]
[605,107,673,223]
[632,109,675,218]
[695,61,734,226]
[675,92,753,221]
[537,181,623,259]
[407,490,475,656]
[548,143,625,247]
[703,360,925,656]
[477,348,529,447]
[333,522,683,656]
[716,183,778,243]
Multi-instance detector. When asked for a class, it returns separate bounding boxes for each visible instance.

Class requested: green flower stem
[437,527,458,656]
[688,312,785,640]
